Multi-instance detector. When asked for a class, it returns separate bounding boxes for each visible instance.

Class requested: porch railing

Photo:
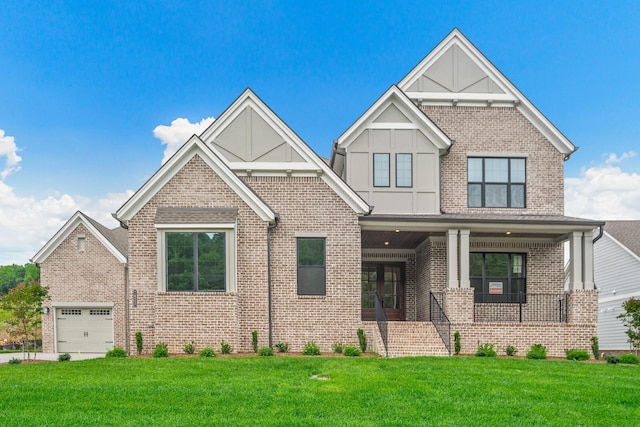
[429,292,451,355]
[474,292,568,323]
[374,294,388,357]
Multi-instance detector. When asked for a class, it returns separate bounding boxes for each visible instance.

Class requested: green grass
[1,356,638,426]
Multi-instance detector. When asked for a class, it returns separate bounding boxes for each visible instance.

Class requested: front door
[361,263,405,321]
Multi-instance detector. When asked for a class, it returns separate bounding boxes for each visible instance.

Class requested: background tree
[618,297,640,354]
[0,263,41,295]
[0,280,48,359]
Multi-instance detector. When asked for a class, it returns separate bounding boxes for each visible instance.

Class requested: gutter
[267,214,280,348]
[592,224,604,243]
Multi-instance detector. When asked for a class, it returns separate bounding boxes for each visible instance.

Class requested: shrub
[220,339,233,354]
[106,346,127,358]
[199,347,215,357]
[591,336,600,360]
[183,341,196,354]
[251,330,259,353]
[8,357,21,365]
[357,329,367,353]
[303,341,321,356]
[135,331,143,355]
[605,355,620,364]
[153,342,169,358]
[454,331,461,355]
[619,353,640,365]
[526,343,547,360]
[565,349,590,361]
[505,345,518,356]
[332,342,344,354]
[275,342,289,353]
[258,347,274,356]
[58,353,71,362]
[475,343,496,357]
[343,346,361,357]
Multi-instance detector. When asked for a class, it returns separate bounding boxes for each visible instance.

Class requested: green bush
[357,329,367,353]
[605,355,620,364]
[251,330,259,353]
[183,341,196,354]
[135,331,143,355]
[106,347,127,358]
[275,342,289,353]
[454,331,461,355]
[526,343,547,360]
[343,346,361,357]
[332,342,344,354]
[475,343,496,357]
[619,353,640,365]
[505,345,518,356]
[153,342,169,358]
[303,341,321,356]
[220,340,233,354]
[58,353,71,362]
[8,357,21,365]
[565,349,590,361]
[199,347,215,357]
[591,336,600,360]
[258,347,274,356]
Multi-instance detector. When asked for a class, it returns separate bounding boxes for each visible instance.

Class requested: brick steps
[385,321,449,357]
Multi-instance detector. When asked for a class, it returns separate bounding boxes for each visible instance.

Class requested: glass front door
[361,263,405,321]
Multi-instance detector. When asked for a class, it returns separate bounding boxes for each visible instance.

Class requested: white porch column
[447,229,459,288]
[583,230,595,290]
[459,229,470,288]
[569,231,583,290]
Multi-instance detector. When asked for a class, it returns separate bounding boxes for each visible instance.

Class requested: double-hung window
[470,252,526,303]
[468,157,525,208]
[297,237,326,295]
[373,153,413,188]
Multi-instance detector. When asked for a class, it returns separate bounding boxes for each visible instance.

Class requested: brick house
[34,29,602,357]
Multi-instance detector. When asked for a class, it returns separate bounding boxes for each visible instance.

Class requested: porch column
[459,229,470,288]
[569,231,583,290]
[447,229,459,288]
[583,230,595,290]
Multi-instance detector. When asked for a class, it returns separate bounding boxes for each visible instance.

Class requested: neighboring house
[594,221,640,351]
[34,29,602,357]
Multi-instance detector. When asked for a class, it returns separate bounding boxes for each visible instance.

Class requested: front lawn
[1,356,638,426]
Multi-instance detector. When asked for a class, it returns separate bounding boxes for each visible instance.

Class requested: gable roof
[398,28,576,156]
[115,134,277,224]
[336,85,452,150]
[32,211,128,264]
[200,88,370,214]
[602,221,640,260]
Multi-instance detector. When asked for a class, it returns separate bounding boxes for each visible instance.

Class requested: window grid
[395,153,413,188]
[468,157,526,208]
[89,309,111,316]
[373,153,390,187]
[61,309,82,316]
[470,252,527,303]
[166,232,226,292]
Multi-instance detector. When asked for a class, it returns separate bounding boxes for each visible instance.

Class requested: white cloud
[565,152,640,220]
[153,117,215,164]
[0,129,22,180]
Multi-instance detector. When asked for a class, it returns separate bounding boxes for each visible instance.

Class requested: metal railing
[374,294,388,357]
[474,292,568,323]
[429,292,451,355]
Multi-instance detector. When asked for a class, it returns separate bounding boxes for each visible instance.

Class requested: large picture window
[166,232,226,291]
[297,238,326,295]
[470,252,526,303]
[468,157,525,208]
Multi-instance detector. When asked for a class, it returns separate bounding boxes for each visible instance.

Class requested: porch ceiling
[362,230,433,250]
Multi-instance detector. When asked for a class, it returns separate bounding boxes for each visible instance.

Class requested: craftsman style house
[34,29,602,357]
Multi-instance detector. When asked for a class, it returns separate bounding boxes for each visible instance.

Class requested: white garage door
[56,307,114,353]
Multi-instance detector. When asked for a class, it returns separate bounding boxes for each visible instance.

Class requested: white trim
[405,92,517,102]
[366,123,419,130]
[52,302,114,308]
[227,162,319,171]
[32,211,127,264]
[295,231,328,238]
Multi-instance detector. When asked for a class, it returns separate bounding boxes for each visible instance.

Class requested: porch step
[386,321,449,357]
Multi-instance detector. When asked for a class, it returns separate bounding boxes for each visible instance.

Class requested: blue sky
[1,1,639,265]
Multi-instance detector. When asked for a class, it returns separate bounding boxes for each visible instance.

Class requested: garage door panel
[56,307,114,353]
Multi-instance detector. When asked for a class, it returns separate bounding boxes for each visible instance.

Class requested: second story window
[396,153,413,188]
[373,153,390,187]
[468,157,526,208]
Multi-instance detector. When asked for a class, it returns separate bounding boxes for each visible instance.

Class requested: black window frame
[297,237,326,296]
[166,231,226,292]
[470,252,527,303]
[373,153,391,188]
[395,153,413,188]
[467,157,526,208]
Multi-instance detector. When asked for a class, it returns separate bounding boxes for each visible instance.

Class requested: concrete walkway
[0,352,105,363]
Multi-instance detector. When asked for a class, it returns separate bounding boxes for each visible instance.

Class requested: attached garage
[55,307,114,353]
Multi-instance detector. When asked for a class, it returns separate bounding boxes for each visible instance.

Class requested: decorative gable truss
[32,211,127,264]
[398,28,576,156]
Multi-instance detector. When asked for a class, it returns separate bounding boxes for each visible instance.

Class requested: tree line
[0,263,40,295]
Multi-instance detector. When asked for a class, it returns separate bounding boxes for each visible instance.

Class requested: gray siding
[594,233,640,350]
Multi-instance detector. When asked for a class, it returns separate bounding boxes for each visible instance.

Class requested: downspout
[267,214,280,348]
[439,141,454,214]
[124,263,130,355]
[592,224,604,243]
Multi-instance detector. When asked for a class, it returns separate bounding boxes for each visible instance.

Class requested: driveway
[0,352,105,363]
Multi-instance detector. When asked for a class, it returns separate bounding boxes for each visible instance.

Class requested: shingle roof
[85,214,129,258]
[604,221,640,257]
[155,207,238,225]
[362,213,603,226]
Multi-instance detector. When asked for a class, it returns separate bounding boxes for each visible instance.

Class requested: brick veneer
[40,223,127,353]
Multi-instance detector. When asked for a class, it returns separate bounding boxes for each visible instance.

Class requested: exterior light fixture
[384,241,389,246]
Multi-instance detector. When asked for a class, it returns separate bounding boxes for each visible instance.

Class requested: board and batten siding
[594,233,640,350]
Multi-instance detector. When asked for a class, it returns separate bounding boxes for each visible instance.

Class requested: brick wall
[421,106,565,215]
[40,223,127,353]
